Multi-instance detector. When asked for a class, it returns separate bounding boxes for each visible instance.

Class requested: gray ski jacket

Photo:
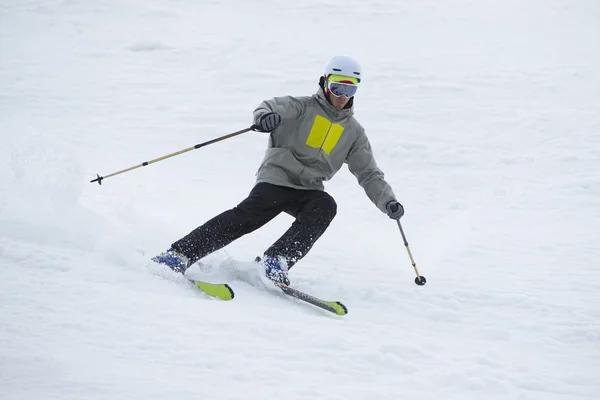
[253,89,397,214]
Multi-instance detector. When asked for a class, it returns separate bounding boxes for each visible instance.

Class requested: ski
[187,279,235,301]
[253,256,346,315]
[275,283,348,316]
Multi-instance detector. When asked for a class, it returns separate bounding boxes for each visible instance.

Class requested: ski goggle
[326,74,359,98]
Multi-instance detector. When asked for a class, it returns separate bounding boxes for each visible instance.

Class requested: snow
[1,0,599,399]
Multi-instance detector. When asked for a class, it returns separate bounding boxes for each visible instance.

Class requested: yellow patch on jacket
[306,115,344,155]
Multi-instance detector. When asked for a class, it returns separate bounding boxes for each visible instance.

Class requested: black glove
[256,112,282,132]
[385,200,404,220]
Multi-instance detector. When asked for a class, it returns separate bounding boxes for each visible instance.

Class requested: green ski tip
[314,300,347,316]
[193,281,235,301]
[328,301,348,316]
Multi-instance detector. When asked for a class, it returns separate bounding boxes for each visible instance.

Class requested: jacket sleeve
[346,130,397,213]
[253,96,306,126]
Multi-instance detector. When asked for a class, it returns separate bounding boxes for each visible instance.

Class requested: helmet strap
[319,75,332,103]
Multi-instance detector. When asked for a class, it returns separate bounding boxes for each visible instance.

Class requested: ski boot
[151,248,191,274]
[261,255,290,286]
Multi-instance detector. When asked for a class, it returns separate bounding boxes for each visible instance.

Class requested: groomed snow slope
[1,1,599,399]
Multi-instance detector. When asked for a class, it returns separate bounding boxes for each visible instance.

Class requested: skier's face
[329,93,351,110]
[325,75,357,110]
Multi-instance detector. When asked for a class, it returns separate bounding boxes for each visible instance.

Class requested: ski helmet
[323,56,362,83]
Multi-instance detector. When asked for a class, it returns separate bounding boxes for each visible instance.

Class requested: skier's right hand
[385,200,405,220]
[256,112,282,132]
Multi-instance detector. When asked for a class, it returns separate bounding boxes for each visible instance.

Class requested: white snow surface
[1,0,600,399]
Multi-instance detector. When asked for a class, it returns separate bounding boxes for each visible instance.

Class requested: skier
[152,55,405,286]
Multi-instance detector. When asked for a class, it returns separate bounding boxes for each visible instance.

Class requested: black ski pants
[171,182,337,268]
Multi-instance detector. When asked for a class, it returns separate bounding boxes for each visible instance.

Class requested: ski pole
[91,125,257,185]
[396,220,427,286]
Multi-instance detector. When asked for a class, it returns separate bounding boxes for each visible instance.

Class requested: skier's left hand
[385,200,404,220]
[256,112,282,132]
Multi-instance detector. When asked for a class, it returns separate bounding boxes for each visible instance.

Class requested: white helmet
[324,56,362,83]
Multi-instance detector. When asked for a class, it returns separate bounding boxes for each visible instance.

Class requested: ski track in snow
[1,0,600,399]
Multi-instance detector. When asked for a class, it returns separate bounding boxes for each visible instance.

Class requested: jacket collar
[313,89,354,119]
